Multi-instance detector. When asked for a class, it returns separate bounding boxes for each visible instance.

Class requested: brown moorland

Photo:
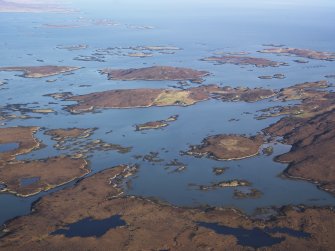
[0,157,89,197]
[186,134,264,160]
[0,127,90,197]
[0,127,40,164]
[0,165,334,251]
[259,47,335,61]
[265,109,335,195]
[62,85,275,113]
[45,128,94,141]
[0,66,80,78]
[100,66,209,83]
[260,80,335,195]
[135,115,178,131]
[258,81,335,119]
[201,55,287,67]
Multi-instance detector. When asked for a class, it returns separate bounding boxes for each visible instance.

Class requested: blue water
[0,0,335,226]
[0,143,19,153]
[51,215,126,238]
[265,227,311,239]
[20,177,40,187]
[198,221,311,249]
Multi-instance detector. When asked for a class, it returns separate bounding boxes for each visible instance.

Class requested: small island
[45,128,94,141]
[74,56,105,62]
[131,46,181,51]
[196,179,252,191]
[127,52,153,58]
[0,66,81,78]
[258,81,333,119]
[99,66,209,83]
[56,44,88,51]
[52,85,274,113]
[212,167,227,175]
[201,55,287,67]
[186,134,264,160]
[258,74,285,80]
[135,115,178,131]
[211,86,275,102]
[44,128,131,156]
[233,188,263,199]
[259,47,335,61]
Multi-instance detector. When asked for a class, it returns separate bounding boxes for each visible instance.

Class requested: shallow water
[0,0,335,226]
